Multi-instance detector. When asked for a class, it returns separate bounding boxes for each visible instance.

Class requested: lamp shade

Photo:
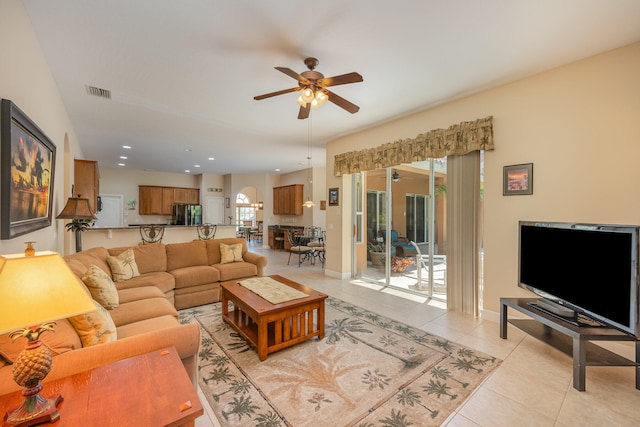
[0,251,96,334]
[56,196,96,220]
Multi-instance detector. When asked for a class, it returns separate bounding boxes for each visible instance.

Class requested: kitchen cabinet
[139,186,164,215]
[139,185,200,215]
[273,184,303,216]
[173,188,200,204]
[161,187,174,214]
[74,159,100,213]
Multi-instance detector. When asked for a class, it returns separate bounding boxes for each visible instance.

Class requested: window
[235,192,255,225]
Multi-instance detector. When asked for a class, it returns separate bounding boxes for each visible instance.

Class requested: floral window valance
[333,116,494,176]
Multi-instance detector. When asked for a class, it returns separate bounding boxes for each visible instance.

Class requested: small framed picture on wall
[328,188,339,206]
[503,163,533,195]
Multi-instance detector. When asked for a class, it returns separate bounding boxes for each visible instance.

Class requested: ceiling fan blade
[254,86,300,100]
[326,90,360,114]
[298,103,310,120]
[317,72,363,88]
[275,66,311,85]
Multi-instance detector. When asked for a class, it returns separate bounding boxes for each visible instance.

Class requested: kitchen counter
[82,224,237,248]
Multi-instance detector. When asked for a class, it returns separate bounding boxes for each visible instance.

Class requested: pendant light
[302,112,315,208]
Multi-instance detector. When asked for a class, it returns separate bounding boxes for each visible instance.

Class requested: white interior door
[205,196,224,225]
[94,194,123,228]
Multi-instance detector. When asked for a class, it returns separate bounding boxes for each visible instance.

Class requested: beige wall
[326,42,640,316]
[0,2,82,255]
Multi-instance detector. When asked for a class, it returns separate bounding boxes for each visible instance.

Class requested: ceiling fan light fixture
[311,90,328,109]
[301,87,315,103]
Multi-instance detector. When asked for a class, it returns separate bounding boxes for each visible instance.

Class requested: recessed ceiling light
[118,163,126,167]
[184,148,192,152]
[122,145,131,149]
[194,164,200,168]
[275,168,281,172]
[208,157,215,161]
[185,169,191,173]
[120,156,128,159]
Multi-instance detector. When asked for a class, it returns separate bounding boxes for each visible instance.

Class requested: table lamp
[0,248,96,426]
[56,195,97,252]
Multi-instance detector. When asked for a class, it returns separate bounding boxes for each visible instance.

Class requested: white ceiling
[22,0,640,176]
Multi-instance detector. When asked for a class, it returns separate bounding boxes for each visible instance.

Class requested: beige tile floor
[196,244,640,427]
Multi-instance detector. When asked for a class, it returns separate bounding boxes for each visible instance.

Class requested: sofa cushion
[108,297,178,327]
[166,241,208,270]
[108,243,167,274]
[112,271,175,295]
[116,315,181,339]
[213,261,258,281]
[68,300,117,347]
[220,242,244,264]
[82,264,119,309]
[117,286,166,304]
[107,248,140,282]
[64,247,111,279]
[170,265,220,289]
[0,318,82,363]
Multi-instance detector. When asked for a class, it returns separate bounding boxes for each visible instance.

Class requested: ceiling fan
[254,57,363,119]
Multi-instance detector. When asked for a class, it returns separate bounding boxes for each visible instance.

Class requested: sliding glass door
[357,160,447,300]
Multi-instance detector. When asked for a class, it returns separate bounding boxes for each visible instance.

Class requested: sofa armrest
[0,322,201,394]
[242,251,268,276]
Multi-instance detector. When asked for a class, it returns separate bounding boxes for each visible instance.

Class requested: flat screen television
[518,221,640,337]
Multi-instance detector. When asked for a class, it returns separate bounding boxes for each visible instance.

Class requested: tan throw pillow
[82,264,119,309]
[220,243,244,264]
[107,248,140,282]
[68,300,117,347]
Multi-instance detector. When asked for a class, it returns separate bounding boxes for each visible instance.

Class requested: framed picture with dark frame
[328,188,339,206]
[503,163,533,196]
[1,99,56,239]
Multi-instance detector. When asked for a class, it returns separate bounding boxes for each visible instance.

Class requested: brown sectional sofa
[0,238,267,395]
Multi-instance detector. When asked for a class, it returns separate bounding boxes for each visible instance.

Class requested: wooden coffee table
[220,275,328,360]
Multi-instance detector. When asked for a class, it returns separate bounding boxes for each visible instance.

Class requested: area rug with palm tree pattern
[179,297,501,426]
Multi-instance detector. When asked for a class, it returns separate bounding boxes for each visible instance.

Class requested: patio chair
[409,241,446,290]
[391,230,418,257]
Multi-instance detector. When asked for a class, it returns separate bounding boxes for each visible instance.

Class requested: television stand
[500,297,639,391]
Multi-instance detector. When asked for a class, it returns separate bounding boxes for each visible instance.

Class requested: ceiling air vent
[85,85,111,99]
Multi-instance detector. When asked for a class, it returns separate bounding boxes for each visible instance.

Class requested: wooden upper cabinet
[273,184,303,216]
[187,189,199,204]
[139,186,163,215]
[173,188,200,204]
[139,186,200,215]
[161,187,174,215]
[74,159,100,213]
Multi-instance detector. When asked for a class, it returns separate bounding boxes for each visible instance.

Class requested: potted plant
[368,241,387,268]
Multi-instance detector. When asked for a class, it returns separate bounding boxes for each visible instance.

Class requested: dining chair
[308,230,325,267]
[286,230,314,267]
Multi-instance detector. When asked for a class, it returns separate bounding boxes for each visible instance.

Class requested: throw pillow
[107,248,140,282]
[220,243,244,264]
[82,264,119,309]
[68,300,117,347]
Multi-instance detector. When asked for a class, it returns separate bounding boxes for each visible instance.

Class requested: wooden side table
[1,347,203,427]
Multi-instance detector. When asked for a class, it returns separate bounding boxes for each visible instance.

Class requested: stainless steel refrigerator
[173,203,202,225]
